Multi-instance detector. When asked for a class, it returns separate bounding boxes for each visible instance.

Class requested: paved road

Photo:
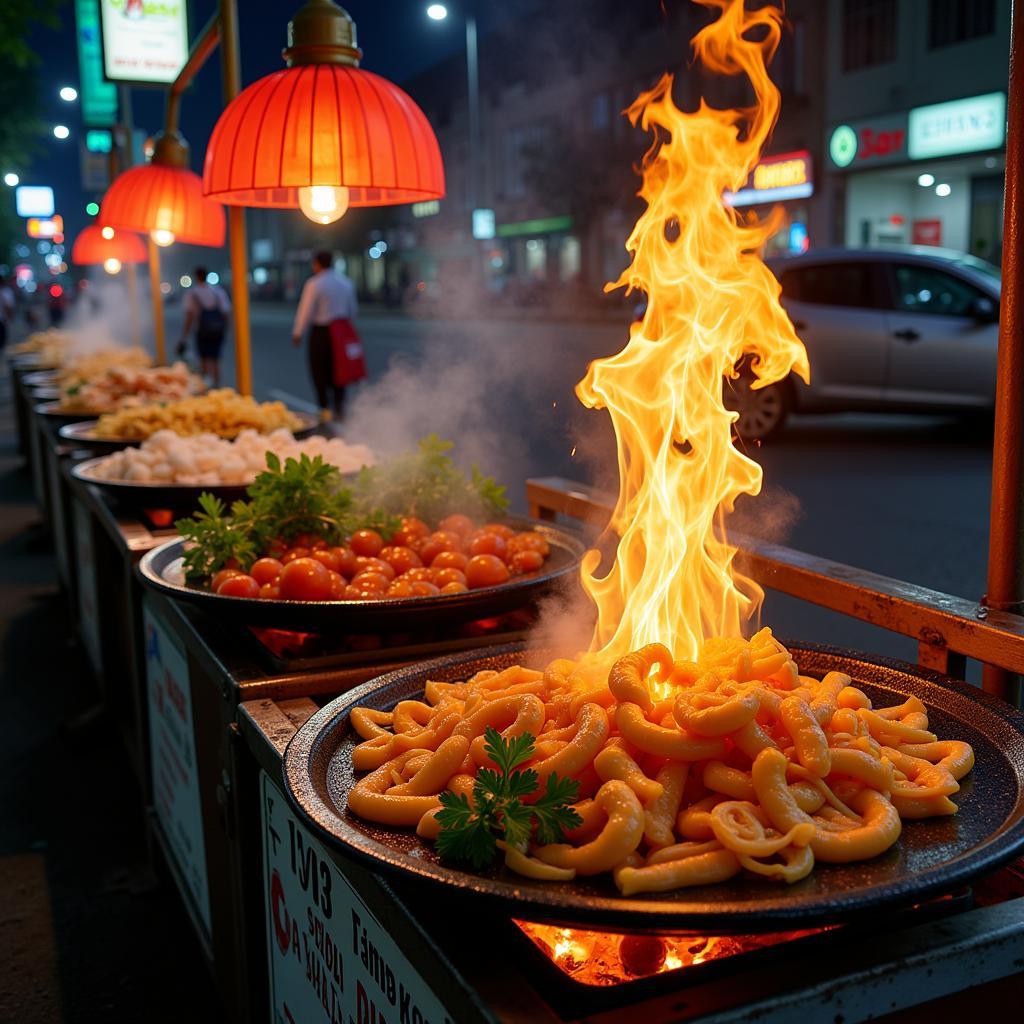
[165,304,994,667]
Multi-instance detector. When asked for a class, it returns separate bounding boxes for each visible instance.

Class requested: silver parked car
[726,246,1001,438]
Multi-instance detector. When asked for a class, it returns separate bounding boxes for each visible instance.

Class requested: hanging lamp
[202,0,445,225]
[100,133,226,247]
[71,224,147,275]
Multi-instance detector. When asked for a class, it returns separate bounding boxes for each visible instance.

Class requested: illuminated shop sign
[16,186,56,218]
[724,150,813,207]
[28,217,65,239]
[908,92,1006,160]
[99,0,189,85]
[829,115,908,169]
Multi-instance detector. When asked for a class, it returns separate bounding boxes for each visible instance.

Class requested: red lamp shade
[101,163,225,247]
[203,64,445,208]
[71,225,147,265]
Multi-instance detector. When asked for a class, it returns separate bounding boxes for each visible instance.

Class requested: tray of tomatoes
[136,514,584,631]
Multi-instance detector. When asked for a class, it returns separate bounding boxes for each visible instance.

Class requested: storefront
[828,91,1006,263]
[724,149,815,256]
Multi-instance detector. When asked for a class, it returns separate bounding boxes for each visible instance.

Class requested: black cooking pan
[136,518,585,632]
[283,642,1024,933]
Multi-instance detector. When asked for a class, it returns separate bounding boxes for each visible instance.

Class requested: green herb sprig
[436,727,582,869]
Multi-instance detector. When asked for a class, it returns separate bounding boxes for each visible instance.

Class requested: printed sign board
[99,0,189,85]
[261,772,453,1024]
[724,150,813,207]
[144,599,211,936]
[75,0,119,125]
[908,92,1006,160]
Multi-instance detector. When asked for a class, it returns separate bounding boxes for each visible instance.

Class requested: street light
[426,2,479,210]
[59,86,78,102]
[3,172,18,187]
[53,125,70,140]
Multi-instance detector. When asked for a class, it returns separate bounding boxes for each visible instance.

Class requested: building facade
[824,0,1011,263]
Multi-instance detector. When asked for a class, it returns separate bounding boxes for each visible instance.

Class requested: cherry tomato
[419,531,462,565]
[250,557,284,585]
[278,557,332,601]
[468,530,508,560]
[387,579,416,598]
[482,523,515,540]
[465,554,510,589]
[508,532,550,557]
[353,556,396,580]
[431,550,469,572]
[309,537,328,551]
[393,517,430,548]
[311,548,342,573]
[440,581,469,595]
[259,582,281,600]
[148,509,174,529]
[409,580,441,597]
[350,571,390,592]
[217,573,260,598]
[331,546,357,578]
[211,568,242,592]
[439,513,475,536]
[379,545,423,575]
[344,584,372,601]
[280,546,310,564]
[433,567,467,588]
[401,567,436,583]
[511,549,545,573]
[328,571,347,600]
[350,529,384,558]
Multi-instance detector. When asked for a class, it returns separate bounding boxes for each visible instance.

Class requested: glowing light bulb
[298,185,350,225]
[151,228,175,247]
[101,226,115,240]
[103,257,122,275]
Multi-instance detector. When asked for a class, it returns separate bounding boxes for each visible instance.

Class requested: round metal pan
[32,386,61,400]
[136,518,585,631]
[22,370,60,387]
[34,401,104,425]
[56,410,321,450]
[11,354,58,371]
[283,642,1024,933]
[70,456,250,512]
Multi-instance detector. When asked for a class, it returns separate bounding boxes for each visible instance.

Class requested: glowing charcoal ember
[575,0,809,664]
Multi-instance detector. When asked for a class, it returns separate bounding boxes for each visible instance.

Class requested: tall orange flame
[576,0,809,663]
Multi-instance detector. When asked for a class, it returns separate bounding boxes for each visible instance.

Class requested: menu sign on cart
[260,772,452,1024]
[72,501,102,676]
[144,600,211,936]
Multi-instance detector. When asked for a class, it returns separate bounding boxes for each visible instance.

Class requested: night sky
[21,0,493,243]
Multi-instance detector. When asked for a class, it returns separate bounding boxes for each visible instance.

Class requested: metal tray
[283,642,1024,933]
[57,410,321,450]
[136,518,586,631]
[34,401,105,425]
[70,456,250,512]
[31,386,61,400]
[22,371,60,387]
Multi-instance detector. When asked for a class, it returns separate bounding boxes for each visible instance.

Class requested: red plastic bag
[329,318,367,387]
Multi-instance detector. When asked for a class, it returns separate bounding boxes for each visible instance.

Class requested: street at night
[3,1,1024,1022]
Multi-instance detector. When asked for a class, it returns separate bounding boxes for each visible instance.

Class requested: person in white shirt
[179,267,231,386]
[291,250,359,420]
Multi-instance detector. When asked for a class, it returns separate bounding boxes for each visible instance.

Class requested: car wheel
[724,369,790,440]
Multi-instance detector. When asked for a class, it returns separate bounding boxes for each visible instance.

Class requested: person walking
[178,267,231,386]
[291,250,364,421]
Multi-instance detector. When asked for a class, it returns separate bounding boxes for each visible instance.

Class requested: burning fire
[576,0,809,663]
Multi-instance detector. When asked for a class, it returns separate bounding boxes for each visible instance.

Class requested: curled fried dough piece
[739,844,815,884]
[350,707,394,740]
[497,840,576,881]
[595,746,663,804]
[753,747,901,863]
[673,689,759,738]
[780,696,831,777]
[646,839,723,865]
[530,703,610,790]
[534,781,644,875]
[348,750,444,826]
[809,672,851,725]
[615,849,741,895]
[389,736,470,796]
[617,702,727,760]
[897,740,974,781]
[644,763,689,848]
[608,644,673,712]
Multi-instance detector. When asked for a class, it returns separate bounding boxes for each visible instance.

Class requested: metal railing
[526,476,1024,704]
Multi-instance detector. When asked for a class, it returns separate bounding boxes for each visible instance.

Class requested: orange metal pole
[983,1,1024,704]
[147,237,166,364]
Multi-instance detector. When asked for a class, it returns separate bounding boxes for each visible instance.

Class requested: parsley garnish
[435,727,582,869]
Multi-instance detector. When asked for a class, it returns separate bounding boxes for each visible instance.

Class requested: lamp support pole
[984,0,1024,706]
[465,7,480,213]
[147,237,167,363]
[117,86,143,348]
[163,0,252,394]
[219,0,253,396]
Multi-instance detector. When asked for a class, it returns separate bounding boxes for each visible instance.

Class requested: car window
[891,264,985,316]
[778,263,880,309]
